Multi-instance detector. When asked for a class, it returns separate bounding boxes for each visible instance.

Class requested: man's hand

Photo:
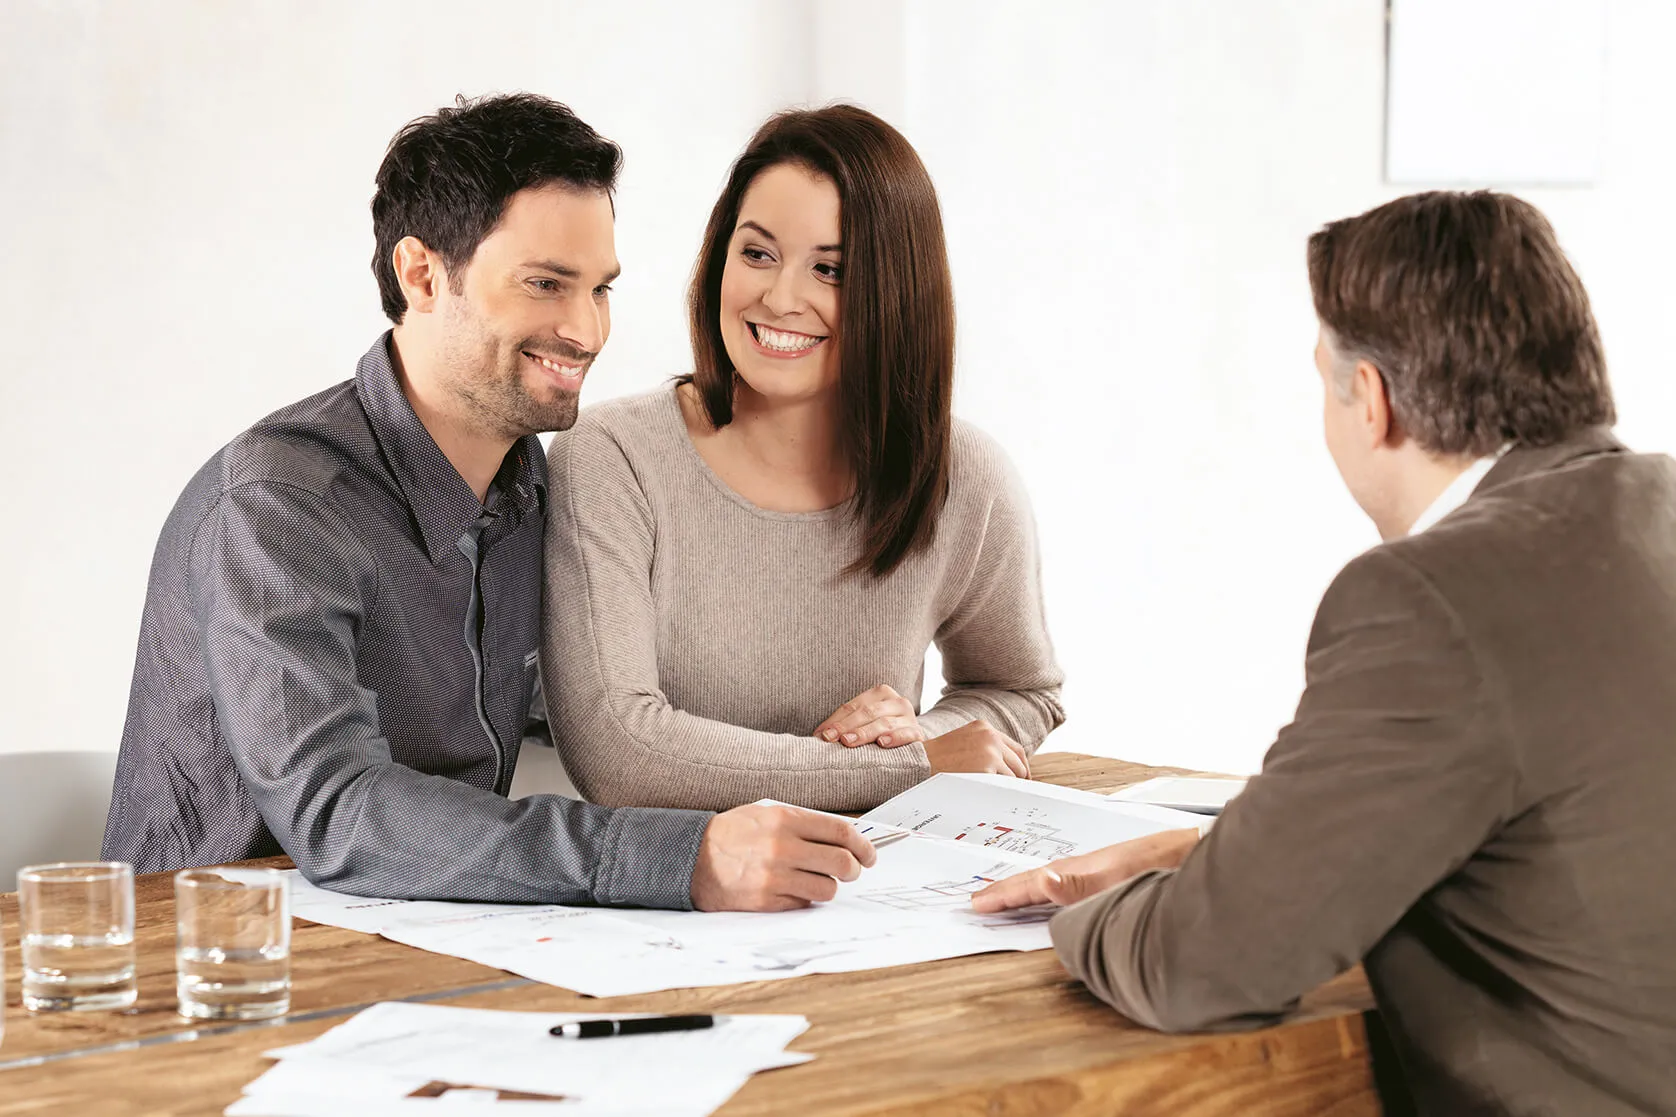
[814,684,925,748]
[690,804,879,912]
[970,828,1201,913]
[922,719,1030,779]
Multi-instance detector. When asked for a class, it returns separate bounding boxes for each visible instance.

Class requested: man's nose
[557,298,606,357]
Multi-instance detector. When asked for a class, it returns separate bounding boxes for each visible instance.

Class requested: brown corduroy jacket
[1053,428,1676,1116]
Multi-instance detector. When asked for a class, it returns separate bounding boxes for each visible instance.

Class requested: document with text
[859,772,1212,855]
[226,1003,810,1116]
[285,773,1206,997]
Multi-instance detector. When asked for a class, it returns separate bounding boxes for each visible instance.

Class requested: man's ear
[1351,359,1394,448]
[392,236,445,315]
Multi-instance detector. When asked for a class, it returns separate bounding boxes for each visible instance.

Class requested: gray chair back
[0,750,119,885]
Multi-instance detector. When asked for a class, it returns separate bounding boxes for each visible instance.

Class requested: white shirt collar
[1408,446,1510,536]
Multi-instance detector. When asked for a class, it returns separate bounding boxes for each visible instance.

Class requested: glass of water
[174,867,290,1020]
[17,862,137,1012]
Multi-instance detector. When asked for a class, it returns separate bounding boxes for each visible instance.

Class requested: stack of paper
[225,1003,812,1116]
[1105,776,1246,817]
[285,775,1209,997]
[864,771,1214,846]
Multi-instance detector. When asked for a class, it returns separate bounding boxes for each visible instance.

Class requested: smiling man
[103,94,876,911]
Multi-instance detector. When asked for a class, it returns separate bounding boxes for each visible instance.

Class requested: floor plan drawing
[949,818,1077,860]
[855,873,997,912]
[862,773,1206,861]
[282,777,1198,998]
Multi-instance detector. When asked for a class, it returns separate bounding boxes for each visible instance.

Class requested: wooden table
[0,754,1382,1115]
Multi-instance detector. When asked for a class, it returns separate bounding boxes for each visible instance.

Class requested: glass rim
[173,866,287,891]
[17,860,133,884]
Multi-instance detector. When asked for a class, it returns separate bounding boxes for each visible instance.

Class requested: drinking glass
[17,862,137,1012]
[174,867,290,1020]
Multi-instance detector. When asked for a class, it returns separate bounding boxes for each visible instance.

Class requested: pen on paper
[550,1015,716,1039]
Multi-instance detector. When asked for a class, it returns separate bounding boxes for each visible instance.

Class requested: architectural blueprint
[858,773,1208,858]
[283,776,1202,997]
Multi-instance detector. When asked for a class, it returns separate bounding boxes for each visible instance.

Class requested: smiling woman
[687,107,955,578]
[540,106,1065,813]
[717,165,842,394]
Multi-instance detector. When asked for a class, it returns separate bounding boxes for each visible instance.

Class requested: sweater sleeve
[542,420,931,813]
[916,431,1066,751]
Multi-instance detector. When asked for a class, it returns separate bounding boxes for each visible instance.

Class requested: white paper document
[1106,776,1247,816]
[286,774,1201,997]
[287,834,1048,996]
[225,1002,808,1116]
[860,772,1210,855]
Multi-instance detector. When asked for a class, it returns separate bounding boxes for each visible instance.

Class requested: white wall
[0,0,807,756]
[891,0,1676,772]
[4,1,1673,777]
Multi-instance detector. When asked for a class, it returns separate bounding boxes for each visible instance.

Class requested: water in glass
[174,867,290,1021]
[17,862,137,1013]
[21,931,138,1012]
[176,944,290,1019]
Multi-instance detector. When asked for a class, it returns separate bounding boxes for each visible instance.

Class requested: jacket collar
[1473,425,1626,499]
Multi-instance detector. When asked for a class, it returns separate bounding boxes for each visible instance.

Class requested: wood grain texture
[0,856,520,1067]
[0,753,1379,1116]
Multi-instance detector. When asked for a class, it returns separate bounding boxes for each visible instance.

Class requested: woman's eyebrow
[736,220,841,254]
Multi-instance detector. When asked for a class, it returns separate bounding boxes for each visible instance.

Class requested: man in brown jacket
[975,192,1676,1115]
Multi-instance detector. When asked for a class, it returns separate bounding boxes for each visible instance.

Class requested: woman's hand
[814,684,926,748]
[922,720,1030,779]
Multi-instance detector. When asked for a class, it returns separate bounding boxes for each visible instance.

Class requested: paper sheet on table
[286,884,537,936]
[283,773,1205,996]
[229,1061,774,1117]
[230,1089,578,1117]
[286,819,1052,997]
[859,772,1208,858]
[1105,776,1247,816]
[226,1004,809,1117]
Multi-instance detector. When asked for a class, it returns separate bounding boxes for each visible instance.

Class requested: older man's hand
[970,827,1202,913]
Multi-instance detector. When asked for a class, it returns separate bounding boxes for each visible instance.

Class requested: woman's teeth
[753,325,824,353]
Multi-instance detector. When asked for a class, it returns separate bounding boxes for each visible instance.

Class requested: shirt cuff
[592,806,713,910]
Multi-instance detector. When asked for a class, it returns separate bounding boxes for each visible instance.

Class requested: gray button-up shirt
[103,335,710,908]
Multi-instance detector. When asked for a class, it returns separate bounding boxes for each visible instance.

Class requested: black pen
[549,1014,716,1039]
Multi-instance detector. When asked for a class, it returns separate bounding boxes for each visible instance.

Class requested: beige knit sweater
[541,386,1064,812]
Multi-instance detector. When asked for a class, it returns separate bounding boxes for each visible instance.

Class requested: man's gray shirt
[103,335,711,908]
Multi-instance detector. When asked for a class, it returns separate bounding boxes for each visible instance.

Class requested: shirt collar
[1408,445,1509,536]
[355,332,548,564]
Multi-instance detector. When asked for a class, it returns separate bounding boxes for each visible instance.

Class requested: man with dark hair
[975,192,1676,1114]
[103,94,876,912]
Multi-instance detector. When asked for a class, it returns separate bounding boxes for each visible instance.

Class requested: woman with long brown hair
[541,105,1063,812]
